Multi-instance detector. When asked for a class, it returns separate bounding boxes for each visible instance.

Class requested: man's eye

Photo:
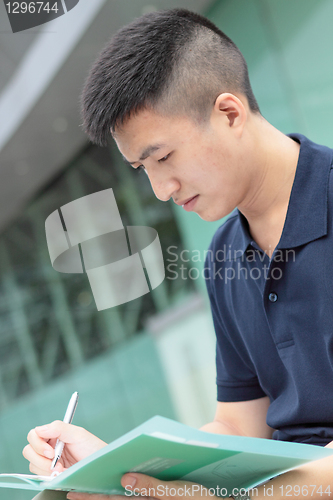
[158,153,170,163]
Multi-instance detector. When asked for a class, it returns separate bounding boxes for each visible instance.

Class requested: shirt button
[269,292,278,302]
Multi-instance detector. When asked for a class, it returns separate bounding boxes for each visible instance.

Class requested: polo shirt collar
[229,209,252,257]
[229,133,333,257]
[278,133,332,249]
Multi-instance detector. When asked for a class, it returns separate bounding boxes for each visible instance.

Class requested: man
[23,8,333,500]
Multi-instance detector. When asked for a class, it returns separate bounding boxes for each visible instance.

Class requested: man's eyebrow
[123,144,166,165]
[139,144,166,161]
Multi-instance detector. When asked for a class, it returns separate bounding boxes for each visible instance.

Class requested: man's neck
[238,120,301,258]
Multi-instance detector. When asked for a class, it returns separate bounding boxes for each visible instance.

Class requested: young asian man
[23,8,333,500]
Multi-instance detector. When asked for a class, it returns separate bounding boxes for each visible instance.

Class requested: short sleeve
[205,256,266,402]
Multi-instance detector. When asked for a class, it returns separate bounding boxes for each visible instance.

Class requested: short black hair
[81,8,261,146]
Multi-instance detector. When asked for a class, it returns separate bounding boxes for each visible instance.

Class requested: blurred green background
[0,0,332,498]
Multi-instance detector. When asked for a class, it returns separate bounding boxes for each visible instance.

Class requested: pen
[51,391,79,470]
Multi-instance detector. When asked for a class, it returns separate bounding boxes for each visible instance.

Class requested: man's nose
[147,171,180,202]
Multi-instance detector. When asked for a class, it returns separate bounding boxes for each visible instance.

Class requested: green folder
[0,416,332,497]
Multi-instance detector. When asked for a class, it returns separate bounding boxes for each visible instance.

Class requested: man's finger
[23,445,51,474]
[121,473,162,498]
[26,429,55,459]
[23,443,64,476]
[121,473,198,499]
[28,460,63,476]
[35,421,87,444]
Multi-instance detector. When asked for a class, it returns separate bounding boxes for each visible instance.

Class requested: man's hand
[22,420,107,475]
[66,472,216,500]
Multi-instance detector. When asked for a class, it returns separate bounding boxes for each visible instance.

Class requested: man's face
[114,106,250,222]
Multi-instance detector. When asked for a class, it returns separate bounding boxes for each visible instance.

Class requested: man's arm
[200,396,274,439]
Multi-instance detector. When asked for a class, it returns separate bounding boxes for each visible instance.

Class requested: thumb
[35,421,85,444]
[121,473,167,498]
[121,473,201,499]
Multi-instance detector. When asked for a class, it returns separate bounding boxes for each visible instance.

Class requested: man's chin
[197,210,230,222]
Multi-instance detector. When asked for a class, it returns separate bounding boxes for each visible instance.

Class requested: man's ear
[213,92,246,131]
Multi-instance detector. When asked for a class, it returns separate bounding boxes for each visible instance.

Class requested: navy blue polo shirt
[205,133,333,446]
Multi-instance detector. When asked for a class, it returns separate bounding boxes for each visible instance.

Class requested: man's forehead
[113,108,163,134]
[113,109,196,162]
[113,113,171,162]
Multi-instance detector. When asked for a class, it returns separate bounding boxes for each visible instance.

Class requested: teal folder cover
[0,416,332,497]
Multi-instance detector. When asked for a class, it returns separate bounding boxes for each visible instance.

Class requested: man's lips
[175,195,199,206]
[175,195,199,212]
